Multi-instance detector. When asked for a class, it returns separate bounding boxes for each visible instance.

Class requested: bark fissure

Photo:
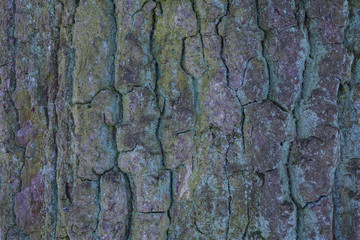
[255,0,271,100]
[242,205,250,240]
[1,0,358,239]
[48,1,61,237]
[215,0,230,88]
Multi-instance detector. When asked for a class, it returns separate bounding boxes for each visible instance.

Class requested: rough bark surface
[0,0,359,239]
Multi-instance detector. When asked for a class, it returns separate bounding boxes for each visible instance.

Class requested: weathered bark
[0,0,358,239]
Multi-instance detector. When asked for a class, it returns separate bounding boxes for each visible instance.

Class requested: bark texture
[0,0,359,239]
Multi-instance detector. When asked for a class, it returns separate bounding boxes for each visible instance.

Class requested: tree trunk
[0,0,359,239]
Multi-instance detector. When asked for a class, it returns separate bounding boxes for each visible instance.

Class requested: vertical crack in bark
[212,2,236,238]
[150,2,165,168]
[69,2,78,100]
[225,140,232,240]
[72,0,81,184]
[284,1,310,239]
[332,165,340,239]
[186,1,203,142]
[94,179,101,238]
[180,35,201,131]
[49,0,61,238]
[123,172,133,240]
[166,170,173,239]
[294,0,309,116]
[255,0,271,100]
[190,0,205,60]
[60,4,77,237]
[286,141,301,240]
[149,2,173,236]
[240,108,246,154]
[215,0,230,88]
[242,204,250,240]
[192,202,206,236]
[93,1,121,237]
[214,2,234,238]
[111,0,118,89]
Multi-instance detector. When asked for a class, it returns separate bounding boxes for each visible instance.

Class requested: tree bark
[0,0,359,239]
